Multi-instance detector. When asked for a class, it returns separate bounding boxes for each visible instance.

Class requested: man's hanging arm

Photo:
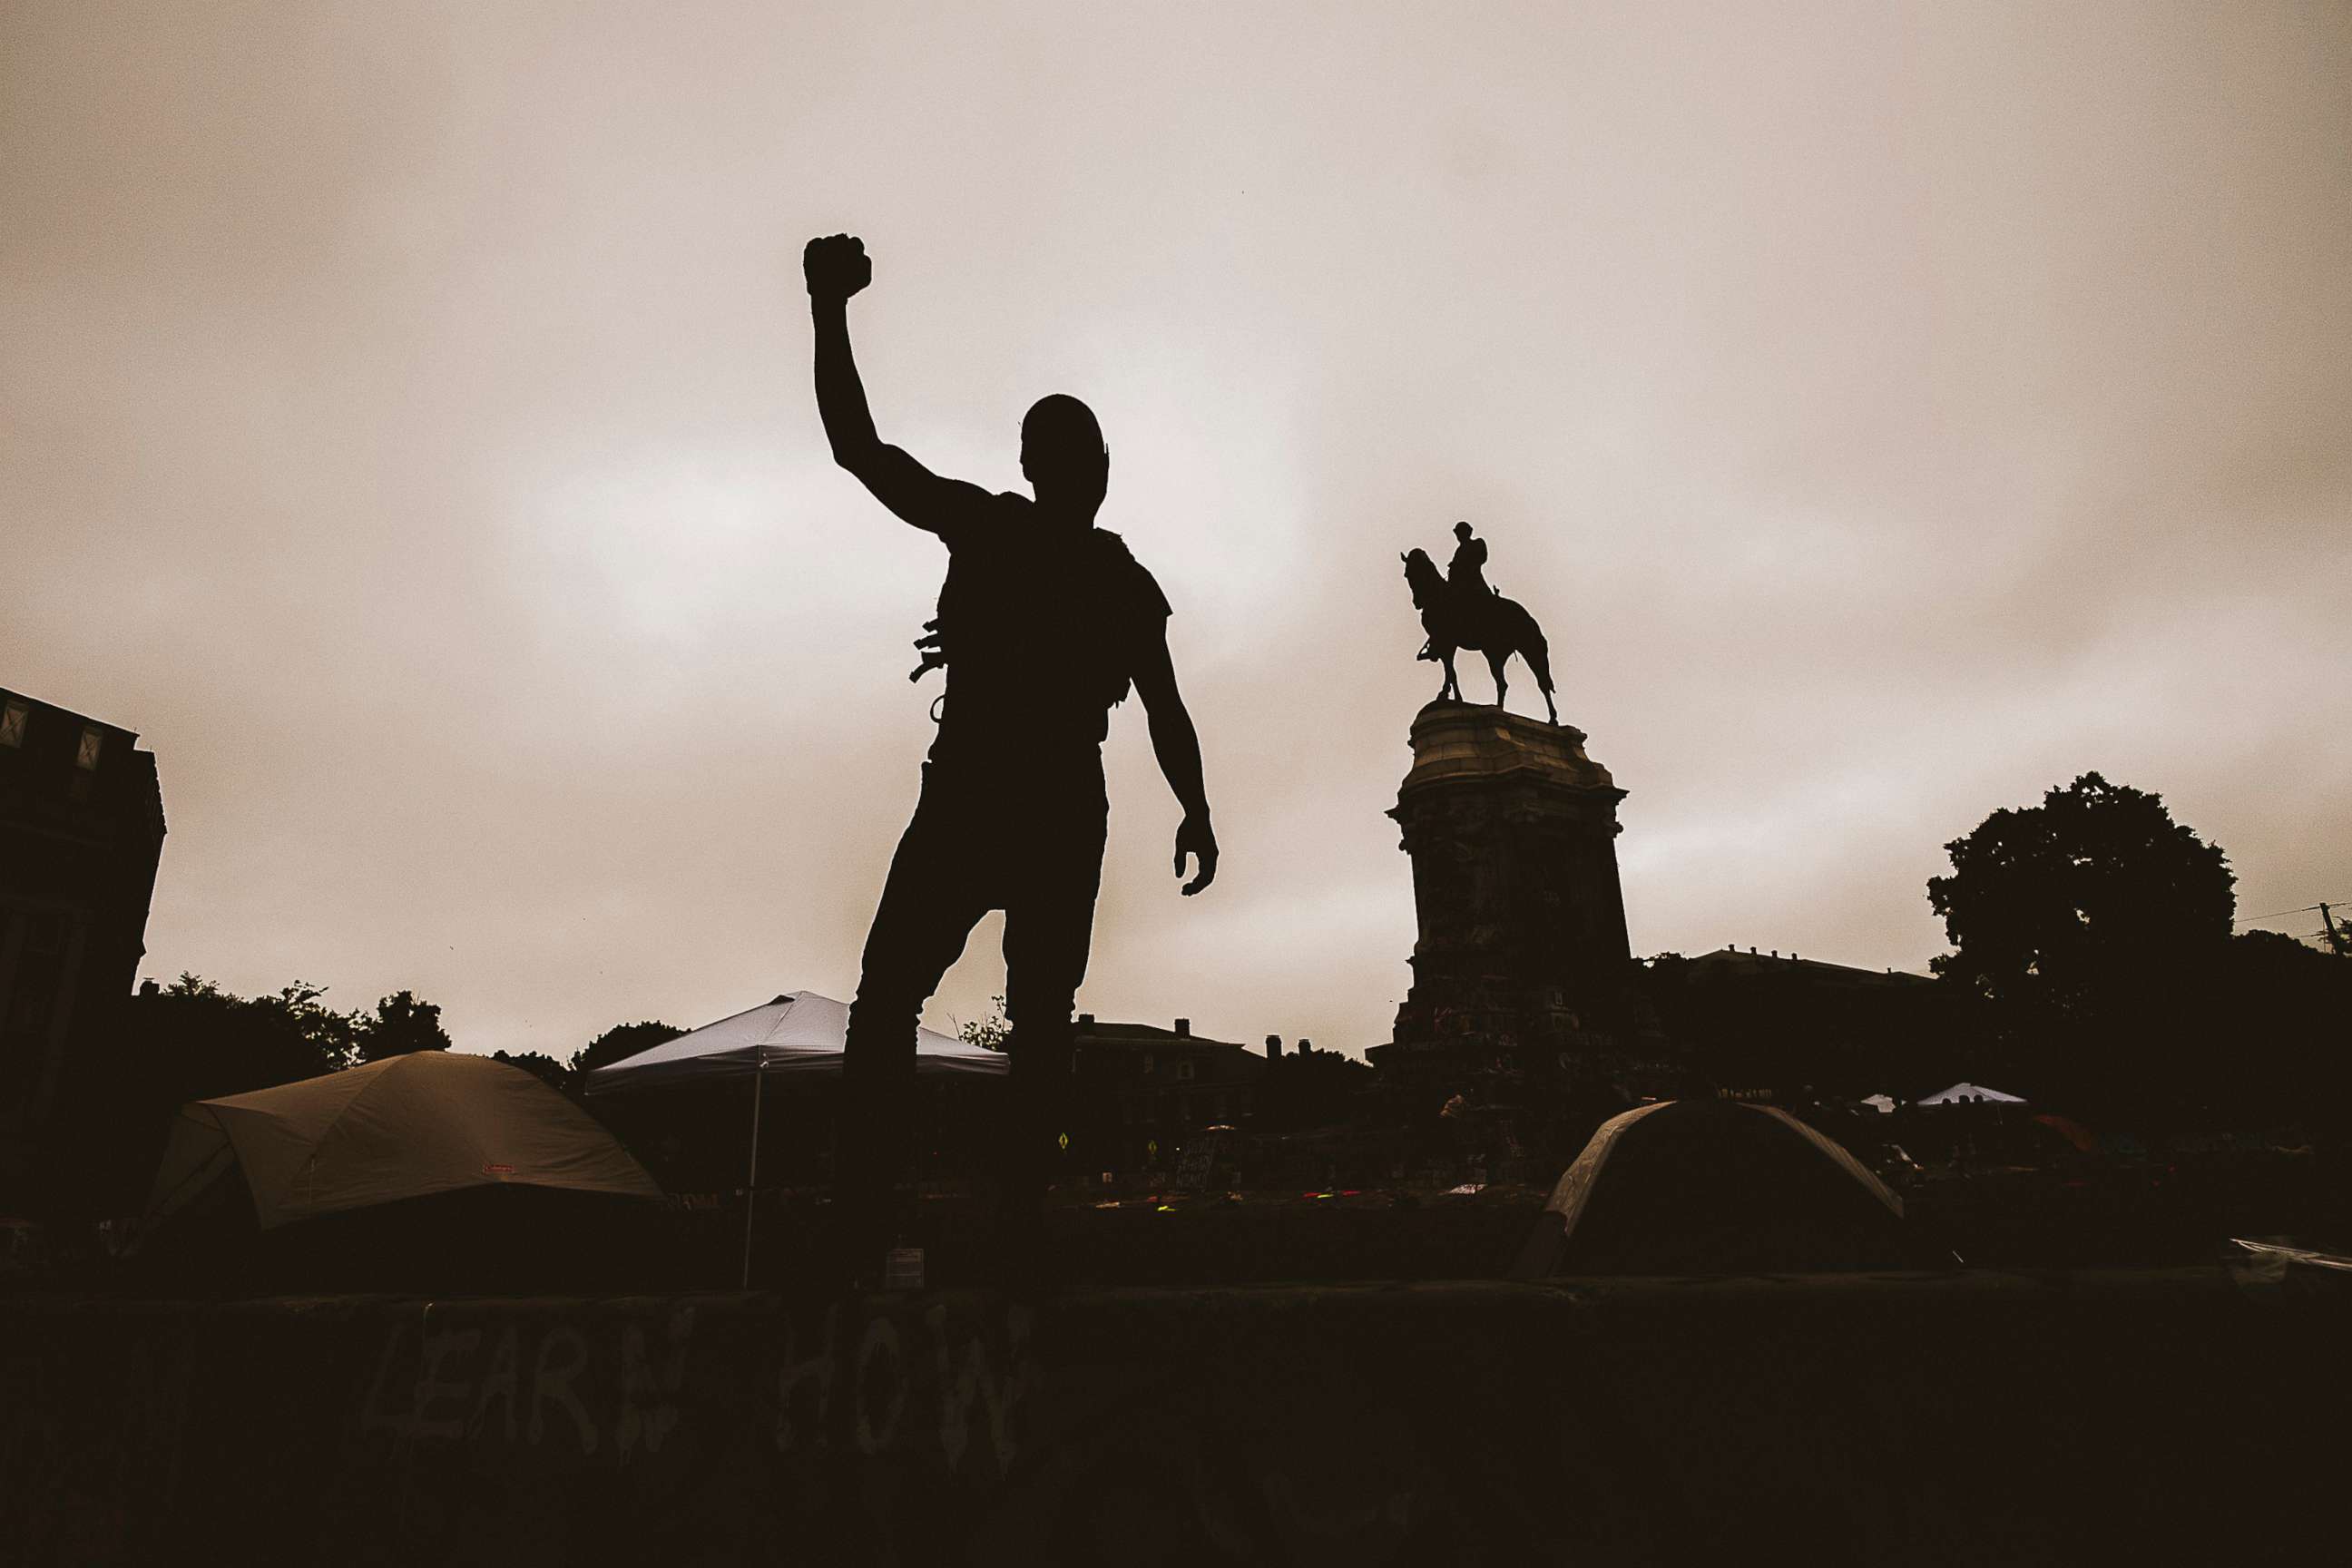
[1130,627,1218,896]
[805,234,984,534]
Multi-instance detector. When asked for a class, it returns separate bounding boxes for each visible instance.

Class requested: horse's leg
[1487,648,1509,711]
[1524,637,1560,724]
[1438,647,1459,701]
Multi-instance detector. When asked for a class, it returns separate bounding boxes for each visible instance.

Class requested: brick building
[0,688,167,1208]
[1071,1014,1268,1171]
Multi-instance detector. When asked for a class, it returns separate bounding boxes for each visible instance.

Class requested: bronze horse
[1401,547,1559,723]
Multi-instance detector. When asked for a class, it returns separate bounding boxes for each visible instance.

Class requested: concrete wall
[4,1270,2339,1565]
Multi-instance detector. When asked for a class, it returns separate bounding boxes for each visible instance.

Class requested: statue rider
[1447,520,1496,639]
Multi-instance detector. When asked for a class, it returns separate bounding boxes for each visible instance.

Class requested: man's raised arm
[1129,628,1219,896]
[805,233,984,534]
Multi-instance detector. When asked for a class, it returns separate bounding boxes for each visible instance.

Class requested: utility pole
[2322,903,2350,959]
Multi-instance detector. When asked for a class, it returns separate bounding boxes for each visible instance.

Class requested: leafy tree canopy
[69,975,453,1216]
[1927,771,2234,1006]
[492,1049,571,1088]
[252,980,360,1070]
[137,974,350,1098]
[572,1020,685,1074]
[353,988,453,1062]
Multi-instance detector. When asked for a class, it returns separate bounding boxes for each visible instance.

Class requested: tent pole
[740,1044,767,1290]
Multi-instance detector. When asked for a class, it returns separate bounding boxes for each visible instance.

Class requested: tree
[68,975,353,1214]
[353,989,453,1062]
[571,1020,685,1075]
[2211,927,2352,1133]
[1927,772,2234,1009]
[958,995,1011,1052]
[492,1050,572,1088]
[146,974,352,1094]
[250,980,359,1070]
[1926,773,2235,1119]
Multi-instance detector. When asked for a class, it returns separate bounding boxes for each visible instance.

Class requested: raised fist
[803,233,871,300]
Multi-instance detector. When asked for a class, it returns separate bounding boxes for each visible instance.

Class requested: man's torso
[926,491,1169,774]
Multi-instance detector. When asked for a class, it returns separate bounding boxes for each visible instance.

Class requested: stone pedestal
[1379,702,1632,1098]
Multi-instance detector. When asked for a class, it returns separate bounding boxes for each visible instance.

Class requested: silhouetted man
[804,233,1218,1279]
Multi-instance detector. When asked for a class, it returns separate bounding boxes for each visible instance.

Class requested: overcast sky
[6,1,2347,1059]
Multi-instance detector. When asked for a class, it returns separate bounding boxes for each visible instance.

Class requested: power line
[2237,902,2342,926]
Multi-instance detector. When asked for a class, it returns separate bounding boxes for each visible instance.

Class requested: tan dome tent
[1512,1099,1939,1278]
[146,1051,662,1232]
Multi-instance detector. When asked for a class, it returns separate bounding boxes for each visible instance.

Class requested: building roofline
[1680,946,1933,984]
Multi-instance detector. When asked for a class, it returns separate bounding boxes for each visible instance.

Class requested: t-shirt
[923,490,1171,771]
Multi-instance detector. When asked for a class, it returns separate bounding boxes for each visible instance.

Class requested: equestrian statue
[1401,521,1560,724]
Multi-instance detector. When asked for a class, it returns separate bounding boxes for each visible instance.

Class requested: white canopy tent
[583,990,1004,1287]
[582,991,1007,1092]
[1917,1082,2026,1105]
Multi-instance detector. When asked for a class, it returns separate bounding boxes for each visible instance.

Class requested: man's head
[1454,520,1474,542]
[1022,395,1110,518]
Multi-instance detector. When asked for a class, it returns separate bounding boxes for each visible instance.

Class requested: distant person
[803,233,1220,1281]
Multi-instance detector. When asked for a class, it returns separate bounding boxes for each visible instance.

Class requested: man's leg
[839,776,990,1269]
[994,778,1110,1254]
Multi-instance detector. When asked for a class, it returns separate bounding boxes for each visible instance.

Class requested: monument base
[1378,702,1647,1141]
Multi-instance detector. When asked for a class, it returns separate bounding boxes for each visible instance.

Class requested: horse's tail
[1516,605,1555,695]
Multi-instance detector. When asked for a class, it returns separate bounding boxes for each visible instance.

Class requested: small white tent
[1917,1082,2026,1105]
[583,991,1006,1092]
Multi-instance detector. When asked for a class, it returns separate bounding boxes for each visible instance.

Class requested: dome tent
[144,1052,661,1233]
[137,1053,668,1291]
[1512,1099,1940,1278]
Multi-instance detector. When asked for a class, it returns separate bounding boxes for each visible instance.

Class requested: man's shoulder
[940,490,1034,549]
[1091,529,1171,617]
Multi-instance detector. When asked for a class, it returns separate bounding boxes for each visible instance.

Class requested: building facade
[0,689,167,1208]
[1071,1014,1267,1172]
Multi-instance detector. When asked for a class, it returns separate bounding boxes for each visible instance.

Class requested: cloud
[5,0,2346,1058]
